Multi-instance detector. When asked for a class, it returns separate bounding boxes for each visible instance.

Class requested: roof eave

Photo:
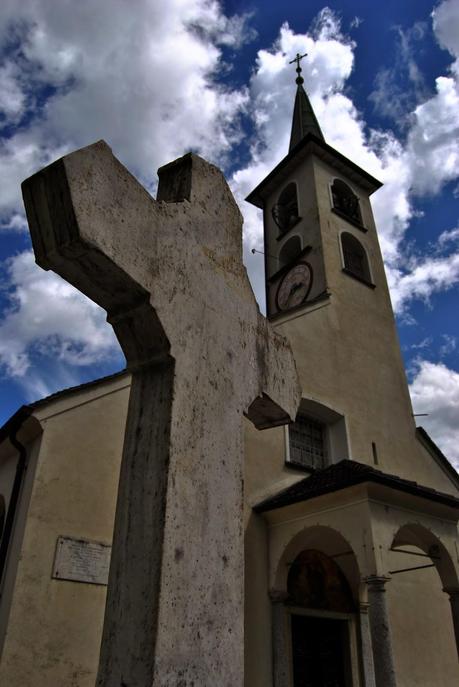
[254,463,459,515]
[245,134,383,209]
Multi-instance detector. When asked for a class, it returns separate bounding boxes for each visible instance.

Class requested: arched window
[272,182,299,234]
[331,179,362,226]
[278,235,301,269]
[341,232,372,284]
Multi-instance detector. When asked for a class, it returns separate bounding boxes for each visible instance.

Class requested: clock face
[276,262,313,312]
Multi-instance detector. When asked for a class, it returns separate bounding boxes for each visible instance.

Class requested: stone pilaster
[443,586,459,659]
[364,576,397,687]
[359,602,377,687]
[270,590,290,687]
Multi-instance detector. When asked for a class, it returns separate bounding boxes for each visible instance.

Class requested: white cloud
[0,212,28,232]
[0,251,122,379]
[410,360,459,467]
[0,0,253,222]
[0,61,26,122]
[438,225,459,247]
[389,252,459,312]
[0,133,68,228]
[369,23,429,127]
[349,17,363,30]
[439,334,457,357]
[410,337,432,351]
[432,0,459,63]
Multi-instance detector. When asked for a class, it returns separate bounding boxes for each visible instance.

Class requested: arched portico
[270,525,374,687]
[391,522,459,589]
[252,457,459,687]
[390,523,459,662]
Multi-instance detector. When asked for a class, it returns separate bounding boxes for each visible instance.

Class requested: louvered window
[341,232,372,284]
[289,416,326,470]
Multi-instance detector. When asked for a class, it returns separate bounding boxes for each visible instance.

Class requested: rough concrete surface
[22,142,301,686]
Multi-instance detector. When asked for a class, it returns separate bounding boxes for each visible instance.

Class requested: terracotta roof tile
[254,459,459,513]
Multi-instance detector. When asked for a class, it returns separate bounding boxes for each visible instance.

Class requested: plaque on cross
[22,141,301,686]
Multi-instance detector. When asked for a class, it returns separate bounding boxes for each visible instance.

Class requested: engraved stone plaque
[52,536,111,585]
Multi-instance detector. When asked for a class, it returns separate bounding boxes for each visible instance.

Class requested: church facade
[0,62,458,686]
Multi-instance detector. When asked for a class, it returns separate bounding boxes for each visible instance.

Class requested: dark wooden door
[291,614,349,687]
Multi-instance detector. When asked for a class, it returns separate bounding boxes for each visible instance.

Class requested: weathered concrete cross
[22,141,300,686]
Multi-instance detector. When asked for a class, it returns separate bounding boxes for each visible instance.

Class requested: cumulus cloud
[0,61,26,122]
[389,252,459,312]
[0,0,255,398]
[0,0,253,223]
[438,225,459,247]
[369,22,429,127]
[439,334,457,358]
[0,251,122,379]
[410,360,459,467]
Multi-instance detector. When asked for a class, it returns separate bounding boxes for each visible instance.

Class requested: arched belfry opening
[279,235,302,269]
[331,179,362,226]
[272,182,300,235]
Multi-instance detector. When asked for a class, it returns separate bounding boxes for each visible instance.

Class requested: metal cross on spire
[289,52,307,85]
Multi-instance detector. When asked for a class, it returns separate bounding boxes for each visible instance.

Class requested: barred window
[289,415,326,470]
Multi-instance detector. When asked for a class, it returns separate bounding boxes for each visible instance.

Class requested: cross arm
[245,315,301,430]
[22,140,173,366]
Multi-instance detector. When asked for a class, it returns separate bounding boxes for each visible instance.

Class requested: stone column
[359,602,377,687]
[443,587,459,659]
[364,576,397,687]
[270,590,290,687]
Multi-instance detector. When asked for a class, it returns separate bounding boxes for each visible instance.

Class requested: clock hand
[289,281,305,294]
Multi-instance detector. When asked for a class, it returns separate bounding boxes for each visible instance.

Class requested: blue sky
[0,0,458,464]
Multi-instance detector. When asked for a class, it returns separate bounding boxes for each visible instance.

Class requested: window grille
[289,415,326,469]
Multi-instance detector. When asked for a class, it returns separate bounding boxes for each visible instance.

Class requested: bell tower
[246,55,420,476]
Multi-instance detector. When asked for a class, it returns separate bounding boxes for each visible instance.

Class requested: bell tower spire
[289,52,324,150]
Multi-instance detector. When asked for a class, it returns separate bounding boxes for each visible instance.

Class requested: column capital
[359,601,370,614]
[269,588,288,603]
[364,575,391,591]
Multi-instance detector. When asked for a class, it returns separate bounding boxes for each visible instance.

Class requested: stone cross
[22,141,301,687]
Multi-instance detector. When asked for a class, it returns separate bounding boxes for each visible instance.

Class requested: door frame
[285,606,361,687]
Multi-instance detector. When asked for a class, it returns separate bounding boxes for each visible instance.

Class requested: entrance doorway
[291,614,349,687]
[286,549,356,686]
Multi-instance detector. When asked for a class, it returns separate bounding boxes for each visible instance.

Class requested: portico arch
[274,524,361,600]
[271,525,369,687]
[391,522,459,663]
[391,522,459,589]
